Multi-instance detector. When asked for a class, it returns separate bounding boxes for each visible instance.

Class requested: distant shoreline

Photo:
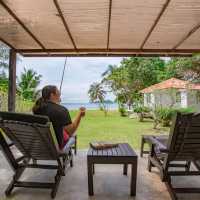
[61,102,118,110]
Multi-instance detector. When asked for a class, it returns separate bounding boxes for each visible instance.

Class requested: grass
[0,91,169,150]
[0,91,33,113]
[70,110,169,150]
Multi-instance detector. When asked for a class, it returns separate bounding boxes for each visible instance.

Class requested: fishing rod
[59,57,67,93]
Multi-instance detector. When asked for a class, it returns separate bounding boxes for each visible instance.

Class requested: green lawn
[70,110,169,150]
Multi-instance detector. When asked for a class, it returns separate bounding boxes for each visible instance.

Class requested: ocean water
[61,102,118,110]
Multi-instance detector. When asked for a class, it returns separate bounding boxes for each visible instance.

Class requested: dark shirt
[34,101,72,147]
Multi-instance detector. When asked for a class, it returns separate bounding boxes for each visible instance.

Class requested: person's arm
[64,107,85,136]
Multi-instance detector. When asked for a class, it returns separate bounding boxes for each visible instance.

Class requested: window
[157,94,162,105]
[176,91,181,103]
[146,93,151,104]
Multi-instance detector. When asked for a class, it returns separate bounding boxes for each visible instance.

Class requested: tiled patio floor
[1,150,200,200]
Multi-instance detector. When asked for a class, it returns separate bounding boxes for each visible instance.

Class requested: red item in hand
[63,129,69,141]
[61,129,69,149]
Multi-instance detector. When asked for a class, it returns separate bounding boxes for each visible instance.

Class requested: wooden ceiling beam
[53,0,77,51]
[16,48,200,54]
[140,0,171,49]
[21,53,192,57]
[0,0,46,50]
[173,23,200,49]
[0,37,16,50]
[107,0,112,50]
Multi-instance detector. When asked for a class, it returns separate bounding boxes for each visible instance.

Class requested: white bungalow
[140,78,200,111]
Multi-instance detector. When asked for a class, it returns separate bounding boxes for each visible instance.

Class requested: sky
[16,57,123,103]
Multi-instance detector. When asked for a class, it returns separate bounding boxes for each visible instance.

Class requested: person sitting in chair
[32,85,85,150]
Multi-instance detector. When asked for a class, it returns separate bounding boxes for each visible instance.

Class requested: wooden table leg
[123,164,128,175]
[140,136,145,157]
[87,158,94,196]
[130,159,137,196]
[92,164,95,174]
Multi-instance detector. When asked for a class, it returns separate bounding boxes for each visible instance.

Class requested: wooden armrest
[16,156,27,163]
[159,148,169,153]
[149,137,168,154]
[8,142,14,147]
[0,141,14,150]
[193,160,200,171]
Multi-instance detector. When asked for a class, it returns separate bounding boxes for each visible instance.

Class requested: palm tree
[0,44,9,70]
[17,68,42,101]
[0,44,9,90]
[101,64,116,77]
[88,82,107,116]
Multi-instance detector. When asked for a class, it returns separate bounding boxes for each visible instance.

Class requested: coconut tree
[0,44,9,69]
[17,68,42,101]
[0,44,9,90]
[88,82,107,116]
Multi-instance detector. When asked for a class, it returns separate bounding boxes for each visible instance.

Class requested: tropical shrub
[0,90,33,113]
[175,107,195,114]
[133,106,152,122]
[133,106,151,113]
[154,107,175,127]
[154,106,195,127]
[118,105,127,117]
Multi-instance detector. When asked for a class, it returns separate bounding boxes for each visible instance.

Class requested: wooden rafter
[140,0,171,49]
[21,53,192,57]
[107,0,112,50]
[173,23,200,49]
[53,0,77,51]
[16,48,200,54]
[0,37,16,50]
[0,0,45,50]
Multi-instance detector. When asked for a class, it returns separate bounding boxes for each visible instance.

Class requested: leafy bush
[133,106,152,122]
[175,107,195,114]
[154,107,195,127]
[154,107,175,126]
[0,90,33,113]
[133,106,151,113]
[118,105,127,117]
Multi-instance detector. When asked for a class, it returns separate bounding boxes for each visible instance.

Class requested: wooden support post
[8,49,16,112]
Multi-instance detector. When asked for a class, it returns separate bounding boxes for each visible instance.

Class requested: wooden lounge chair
[147,112,200,200]
[0,111,74,198]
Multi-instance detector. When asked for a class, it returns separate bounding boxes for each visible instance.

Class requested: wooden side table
[87,143,138,196]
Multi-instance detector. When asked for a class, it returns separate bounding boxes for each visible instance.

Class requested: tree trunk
[138,113,143,122]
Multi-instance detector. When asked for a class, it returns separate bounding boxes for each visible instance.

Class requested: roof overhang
[1,0,200,57]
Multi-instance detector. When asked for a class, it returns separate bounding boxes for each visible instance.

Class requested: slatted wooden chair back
[0,112,60,161]
[176,112,200,160]
[165,112,200,163]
